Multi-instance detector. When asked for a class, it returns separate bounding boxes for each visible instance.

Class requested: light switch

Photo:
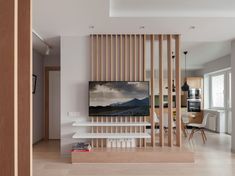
[67,112,80,117]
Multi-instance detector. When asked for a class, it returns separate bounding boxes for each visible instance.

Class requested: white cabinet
[204,109,226,133]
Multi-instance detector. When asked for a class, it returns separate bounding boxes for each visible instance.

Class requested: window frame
[205,68,231,110]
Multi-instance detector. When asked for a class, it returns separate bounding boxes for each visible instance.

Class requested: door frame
[44,66,60,140]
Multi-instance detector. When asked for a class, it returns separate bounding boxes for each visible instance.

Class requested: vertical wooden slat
[167,35,173,147]
[138,35,142,147]
[125,35,128,81]
[106,35,108,81]
[129,35,132,80]
[100,35,104,148]
[110,35,113,81]
[175,35,182,147]
[143,35,146,81]
[150,34,155,147]
[18,0,32,174]
[138,35,141,80]
[158,35,164,147]
[143,34,147,148]
[91,117,94,147]
[0,0,17,175]
[120,35,123,80]
[129,35,132,136]
[115,34,118,81]
[133,35,137,141]
[91,35,94,147]
[91,35,94,81]
[96,35,99,81]
[101,117,103,148]
[134,34,136,81]
[100,35,103,81]
[96,117,99,147]
[96,35,99,147]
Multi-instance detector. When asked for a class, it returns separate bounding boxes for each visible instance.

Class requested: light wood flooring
[33,131,235,176]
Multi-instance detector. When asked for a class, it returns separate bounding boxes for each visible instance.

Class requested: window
[211,74,224,108]
[204,69,232,134]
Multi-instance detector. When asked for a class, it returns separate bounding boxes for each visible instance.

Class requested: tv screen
[89,81,150,116]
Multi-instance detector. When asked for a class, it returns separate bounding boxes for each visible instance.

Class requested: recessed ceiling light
[189,26,196,30]
[89,25,95,29]
[139,26,145,29]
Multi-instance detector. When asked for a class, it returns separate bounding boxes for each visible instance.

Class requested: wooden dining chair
[187,113,210,143]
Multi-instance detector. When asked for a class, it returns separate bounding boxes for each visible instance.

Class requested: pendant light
[181,51,190,91]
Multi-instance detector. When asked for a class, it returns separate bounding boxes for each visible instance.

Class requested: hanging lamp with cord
[181,51,190,91]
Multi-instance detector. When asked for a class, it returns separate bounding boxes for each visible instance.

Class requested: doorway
[45,67,61,140]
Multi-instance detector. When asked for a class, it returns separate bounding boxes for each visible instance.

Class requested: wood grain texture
[72,147,194,163]
[150,34,155,147]
[167,35,173,147]
[0,0,17,175]
[96,35,99,81]
[143,35,146,147]
[158,35,164,147]
[18,0,32,175]
[100,35,103,81]
[110,35,113,81]
[143,35,146,81]
[125,35,128,81]
[91,35,94,81]
[175,35,182,147]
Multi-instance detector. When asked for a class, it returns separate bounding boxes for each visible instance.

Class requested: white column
[231,40,235,152]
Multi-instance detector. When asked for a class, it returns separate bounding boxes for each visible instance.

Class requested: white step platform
[72,132,151,139]
[72,122,151,127]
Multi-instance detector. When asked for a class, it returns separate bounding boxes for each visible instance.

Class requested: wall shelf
[72,122,151,127]
[72,132,151,139]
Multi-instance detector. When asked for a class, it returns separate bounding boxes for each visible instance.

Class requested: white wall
[44,54,60,67]
[231,40,235,153]
[194,55,231,76]
[61,36,90,156]
[33,50,44,144]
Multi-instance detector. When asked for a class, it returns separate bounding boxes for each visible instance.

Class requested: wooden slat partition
[150,34,155,147]
[90,34,181,148]
[90,34,147,148]
[158,35,164,147]
[167,35,173,147]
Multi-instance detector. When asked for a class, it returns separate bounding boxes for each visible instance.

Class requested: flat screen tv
[89,81,150,116]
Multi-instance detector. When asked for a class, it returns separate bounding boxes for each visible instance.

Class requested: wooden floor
[33,131,235,176]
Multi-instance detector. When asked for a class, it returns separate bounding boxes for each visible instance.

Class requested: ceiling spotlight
[89,25,95,29]
[139,26,145,29]
[45,45,50,55]
[189,26,196,30]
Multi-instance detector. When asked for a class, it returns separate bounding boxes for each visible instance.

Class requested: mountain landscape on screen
[89,82,149,116]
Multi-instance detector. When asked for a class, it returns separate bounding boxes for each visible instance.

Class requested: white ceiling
[33,0,235,69]
[110,0,235,17]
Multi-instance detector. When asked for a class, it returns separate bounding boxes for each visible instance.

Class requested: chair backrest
[201,112,211,127]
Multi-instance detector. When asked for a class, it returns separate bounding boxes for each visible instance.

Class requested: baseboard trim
[33,138,44,146]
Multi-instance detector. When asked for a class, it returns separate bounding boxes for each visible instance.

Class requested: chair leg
[200,129,206,144]
[202,129,207,141]
[188,128,195,141]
